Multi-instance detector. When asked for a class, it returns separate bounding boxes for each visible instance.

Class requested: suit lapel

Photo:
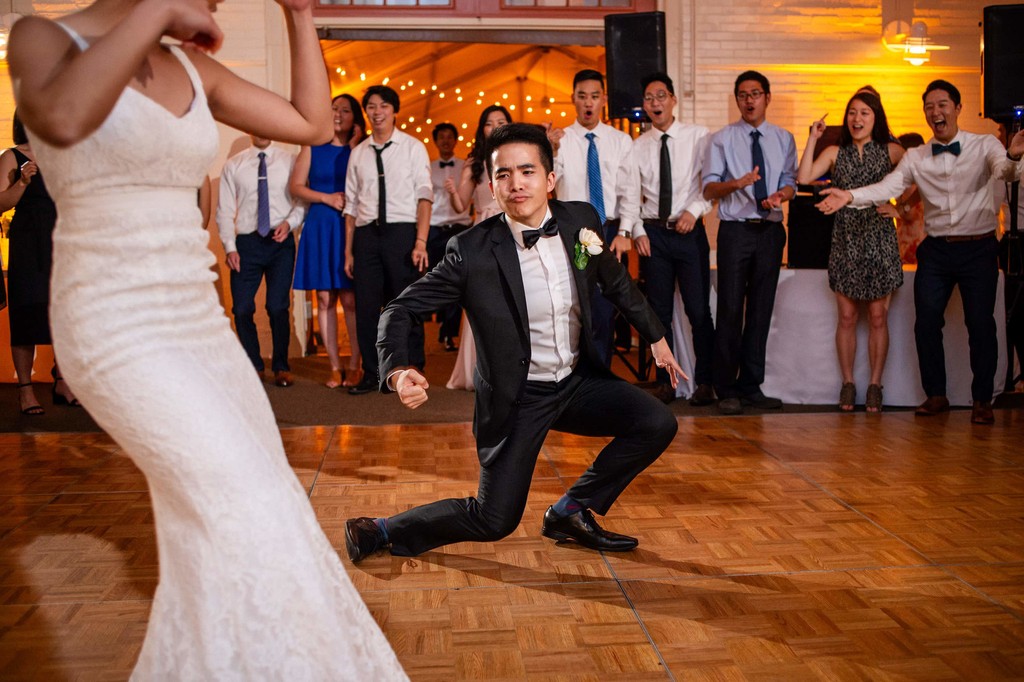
[490,216,531,350]
[553,202,593,327]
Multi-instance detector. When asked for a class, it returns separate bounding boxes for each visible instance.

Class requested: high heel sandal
[18,383,45,416]
[342,368,363,388]
[51,377,82,407]
[839,382,856,412]
[325,368,343,389]
[866,384,883,413]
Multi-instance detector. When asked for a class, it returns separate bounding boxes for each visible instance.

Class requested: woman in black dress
[0,111,77,414]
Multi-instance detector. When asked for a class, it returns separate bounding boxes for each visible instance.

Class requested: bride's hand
[273,0,315,11]
[145,0,224,54]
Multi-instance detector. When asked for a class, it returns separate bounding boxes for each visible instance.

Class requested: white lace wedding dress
[29,27,407,681]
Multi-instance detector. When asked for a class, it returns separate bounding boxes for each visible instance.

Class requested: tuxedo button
[513,399,521,406]
[520,359,527,366]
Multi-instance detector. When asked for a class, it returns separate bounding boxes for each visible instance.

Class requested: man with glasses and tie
[344,84,433,395]
[634,71,715,406]
[217,135,305,388]
[428,122,472,351]
[818,80,1024,425]
[547,69,641,367]
[703,70,797,415]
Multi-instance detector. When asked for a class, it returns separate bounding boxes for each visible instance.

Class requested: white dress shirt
[430,156,472,226]
[553,120,641,237]
[506,211,581,382]
[850,130,1024,237]
[216,143,304,253]
[634,119,712,236]
[344,129,433,226]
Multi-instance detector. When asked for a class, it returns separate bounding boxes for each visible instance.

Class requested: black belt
[721,218,782,226]
[935,230,996,243]
[643,218,674,229]
[433,223,471,231]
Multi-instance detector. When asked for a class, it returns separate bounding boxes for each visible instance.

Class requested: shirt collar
[506,208,554,250]
[370,131,397,149]
[927,130,964,148]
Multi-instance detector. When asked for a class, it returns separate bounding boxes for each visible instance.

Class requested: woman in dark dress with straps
[797,91,905,412]
[0,111,78,414]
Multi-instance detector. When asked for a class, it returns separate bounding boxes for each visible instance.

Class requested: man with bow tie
[819,80,1024,425]
[427,122,472,351]
[344,123,684,562]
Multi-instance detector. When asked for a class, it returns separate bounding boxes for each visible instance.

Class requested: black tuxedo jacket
[378,200,665,465]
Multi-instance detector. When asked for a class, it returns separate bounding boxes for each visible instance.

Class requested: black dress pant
[914,235,999,401]
[589,220,628,368]
[427,223,470,340]
[641,219,715,386]
[352,221,425,381]
[386,364,678,557]
[230,232,295,373]
[713,220,786,399]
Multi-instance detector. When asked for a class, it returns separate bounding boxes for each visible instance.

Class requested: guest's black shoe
[348,377,377,395]
[273,371,293,388]
[740,390,783,409]
[649,383,676,404]
[541,507,638,552]
[444,337,458,352]
[345,517,388,563]
[718,397,744,415]
[971,400,994,425]
[689,383,715,407]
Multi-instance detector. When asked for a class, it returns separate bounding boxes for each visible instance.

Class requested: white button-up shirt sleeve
[216,153,241,253]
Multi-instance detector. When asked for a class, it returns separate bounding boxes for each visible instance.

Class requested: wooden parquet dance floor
[1,409,1023,680]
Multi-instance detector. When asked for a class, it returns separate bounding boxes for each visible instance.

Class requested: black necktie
[373,141,393,225]
[658,133,672,221]
[932,141,961,157]
[439,160,455,168]
[750,129,769,217]
[522,217,559,249]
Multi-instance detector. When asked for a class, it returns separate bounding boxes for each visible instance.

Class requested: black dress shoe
[689,383,715,407]
[718,397,743,415]
[444,337,458,352]
[347,377,377,395]
[541,507,638,552]
[740,390,783,409]
[649,383,676,404]
[273,371,293,388]
[345,517,388,563]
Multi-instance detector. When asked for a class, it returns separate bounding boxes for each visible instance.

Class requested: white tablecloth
[672,268,1006,406]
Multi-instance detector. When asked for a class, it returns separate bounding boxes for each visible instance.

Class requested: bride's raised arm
[8,0,223,148]
[193,1,333,147]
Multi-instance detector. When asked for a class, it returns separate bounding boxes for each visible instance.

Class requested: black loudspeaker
[605,12,666,120]
[983,4,1024,123]
[787,193,834,269]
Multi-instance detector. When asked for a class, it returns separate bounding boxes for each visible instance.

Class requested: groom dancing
[345,123,683,561]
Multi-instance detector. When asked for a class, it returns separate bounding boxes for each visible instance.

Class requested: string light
[509,105,516,111]
[407,80,414,86]
[527,107,533,113]
[458,135,464,141]
[439,92,445,99]
[431,85,437,91]
[420,88,426,95]
[359,73,366,81]
[382,76,389,85]
[457,96,463,102]
[461,123,468,129]
[502,93,509,99]
[475,99,482,105]
[545,108,551,114]
[525,95,532,102]
[454,88,461,94]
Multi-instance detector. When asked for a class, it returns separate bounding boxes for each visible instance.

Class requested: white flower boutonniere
[574,228,603,270]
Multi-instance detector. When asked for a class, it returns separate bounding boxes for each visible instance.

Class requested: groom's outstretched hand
[394,369,430,409]
[650,338,687,388]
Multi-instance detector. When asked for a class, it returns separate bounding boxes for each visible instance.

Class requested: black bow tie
[522,217,559,249]
[932,141,961,157]
[439,160,455,168]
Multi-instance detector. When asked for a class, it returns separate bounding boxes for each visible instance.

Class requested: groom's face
[489,142,556,228]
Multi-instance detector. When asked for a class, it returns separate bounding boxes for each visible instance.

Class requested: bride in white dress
[8,1,407,679]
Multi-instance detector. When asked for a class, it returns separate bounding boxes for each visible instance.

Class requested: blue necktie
[750,130,769,217]
[585,132,606,224]
[932,141,961,157]
[256,151,271,237]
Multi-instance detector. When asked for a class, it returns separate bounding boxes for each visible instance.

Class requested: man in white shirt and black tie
[548,69,641,367]
[344,85,433,394]
[819,80,1024,425]
[217,135,304,388]
[428,122,472,351]
[634,72,716,406]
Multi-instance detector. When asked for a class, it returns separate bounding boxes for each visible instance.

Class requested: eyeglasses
[736,90,765,102]
[643,91,671,103]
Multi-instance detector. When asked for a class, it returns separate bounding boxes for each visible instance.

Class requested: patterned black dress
[6,148,57,345]
[828,141,903,300]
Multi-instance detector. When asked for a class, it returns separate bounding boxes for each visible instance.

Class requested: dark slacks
[589,220,628,368]
[386,364,678,557]
[914,235,999,401]
[353,221,425,381]
[230,232,295,373]
[713,220,786,399]
[641,219,715,386]
[427,223,470,340]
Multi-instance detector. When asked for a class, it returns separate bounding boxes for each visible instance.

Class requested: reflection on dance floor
[1,412,1023,679]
